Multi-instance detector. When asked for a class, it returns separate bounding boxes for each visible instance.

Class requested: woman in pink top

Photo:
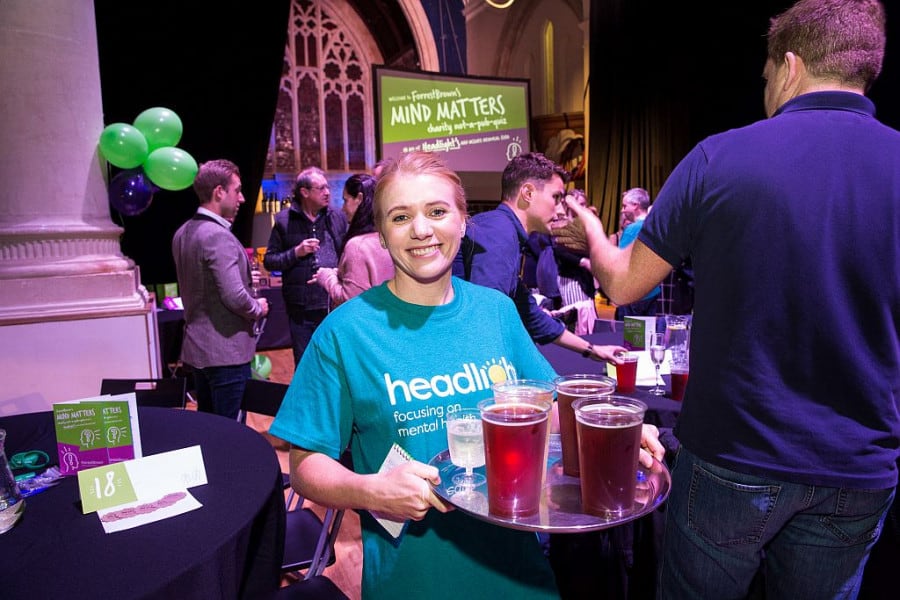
[309,173,394,306]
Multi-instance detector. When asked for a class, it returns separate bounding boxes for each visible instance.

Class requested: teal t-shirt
[271,278,559,599]
[620,218,660,300]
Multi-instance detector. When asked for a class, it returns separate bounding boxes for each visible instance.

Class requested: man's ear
[519,183,534,206]
[783,51,805,92]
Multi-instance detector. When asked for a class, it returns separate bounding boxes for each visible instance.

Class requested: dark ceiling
[345,0,419,68]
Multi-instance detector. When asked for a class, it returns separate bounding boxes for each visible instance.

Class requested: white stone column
[0,0,158,412]
[0,0,148,320]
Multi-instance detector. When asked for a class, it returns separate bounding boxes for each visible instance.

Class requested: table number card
[77,445,207,515]
[77,462,138,512]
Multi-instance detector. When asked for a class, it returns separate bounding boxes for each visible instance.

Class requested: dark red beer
[480,401,550,518]
[670,367,689,401]
[575,399,644,517]
[554,376,616,476]
[614,355,638,393]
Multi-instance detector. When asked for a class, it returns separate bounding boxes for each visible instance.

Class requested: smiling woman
[268,151,565,598]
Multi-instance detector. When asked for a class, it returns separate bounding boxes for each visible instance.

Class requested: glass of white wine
[250,257,266,337]
[446,408,486,491]
[649,332,666,395]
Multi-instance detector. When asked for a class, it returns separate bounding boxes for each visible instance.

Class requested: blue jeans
[286,306,328,367]
[659,447,895,600]
[192,363,251,420]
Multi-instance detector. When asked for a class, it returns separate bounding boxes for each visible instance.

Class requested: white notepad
[369,443,412,538]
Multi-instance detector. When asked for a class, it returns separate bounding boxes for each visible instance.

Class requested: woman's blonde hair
[373,152,468,223]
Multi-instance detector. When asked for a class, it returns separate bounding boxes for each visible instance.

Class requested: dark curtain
[95,0,291,285]
[586,1,804,232]
[588,0,900,232]
[586,0,689,232]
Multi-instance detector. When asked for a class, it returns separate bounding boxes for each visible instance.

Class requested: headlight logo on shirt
[383,356,516,406]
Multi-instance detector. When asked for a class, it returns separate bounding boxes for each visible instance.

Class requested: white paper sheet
[635,349,672,385]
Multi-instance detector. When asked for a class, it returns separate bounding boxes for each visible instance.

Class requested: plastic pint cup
[670,364,689,401]
[614,353,639,393]
[479,395,552,518]
[491,379,555,405]
[574,395,646,517]
[553,375,616,476]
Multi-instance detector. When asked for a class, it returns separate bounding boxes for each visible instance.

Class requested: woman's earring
[379,236,387,248]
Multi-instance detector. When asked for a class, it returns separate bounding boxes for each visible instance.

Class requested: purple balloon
[109,169,154,216]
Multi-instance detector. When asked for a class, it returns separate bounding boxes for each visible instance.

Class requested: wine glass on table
[649,332,666,395]
[446,408,486,492]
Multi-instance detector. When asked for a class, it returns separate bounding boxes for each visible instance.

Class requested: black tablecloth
[0,408,285,600]
[537,327,684,432]
[157,287,292,367]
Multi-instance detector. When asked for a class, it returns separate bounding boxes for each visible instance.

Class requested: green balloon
[133,107,183,152]
[143,147,198,191]
[251,354,272,380]
[98,123,149,169]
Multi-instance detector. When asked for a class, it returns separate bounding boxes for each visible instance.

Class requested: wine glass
[649,332,666,395]
[309,224,320,273]
[250,257,266,336]
[446,408,486,491]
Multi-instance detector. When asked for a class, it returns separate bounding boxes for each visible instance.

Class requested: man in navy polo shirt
[557,0,899,597]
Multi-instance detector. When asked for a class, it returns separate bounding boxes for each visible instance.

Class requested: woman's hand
[639,424,665,468]
[372,460,450,521]
[588,344,629,364]
[307,267,336,286]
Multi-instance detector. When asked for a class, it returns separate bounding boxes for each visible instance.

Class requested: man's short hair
[567,188,588,207]
[767,0,886,91]
[501,152,569,201]
[293,166,326,198]
[193,159,240,204]
[622,187,651,211]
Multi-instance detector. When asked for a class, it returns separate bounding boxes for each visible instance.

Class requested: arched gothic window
[266,0,378,176]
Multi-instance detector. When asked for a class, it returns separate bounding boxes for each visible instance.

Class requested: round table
[0,407,285,599]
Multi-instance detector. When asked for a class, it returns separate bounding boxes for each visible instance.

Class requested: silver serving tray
[428,446,670,533]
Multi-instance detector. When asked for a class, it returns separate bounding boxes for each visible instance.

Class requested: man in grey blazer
[172,159,268,419]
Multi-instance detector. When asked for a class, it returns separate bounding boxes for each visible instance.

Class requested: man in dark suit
[264,166,347,366]
[172,159,268,418]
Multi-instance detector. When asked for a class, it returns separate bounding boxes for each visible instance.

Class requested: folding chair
[283,504,344,576]
[237,378,345,578]
[99,377,187,409]
[237,377,289,425]
[238,378,293,491]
